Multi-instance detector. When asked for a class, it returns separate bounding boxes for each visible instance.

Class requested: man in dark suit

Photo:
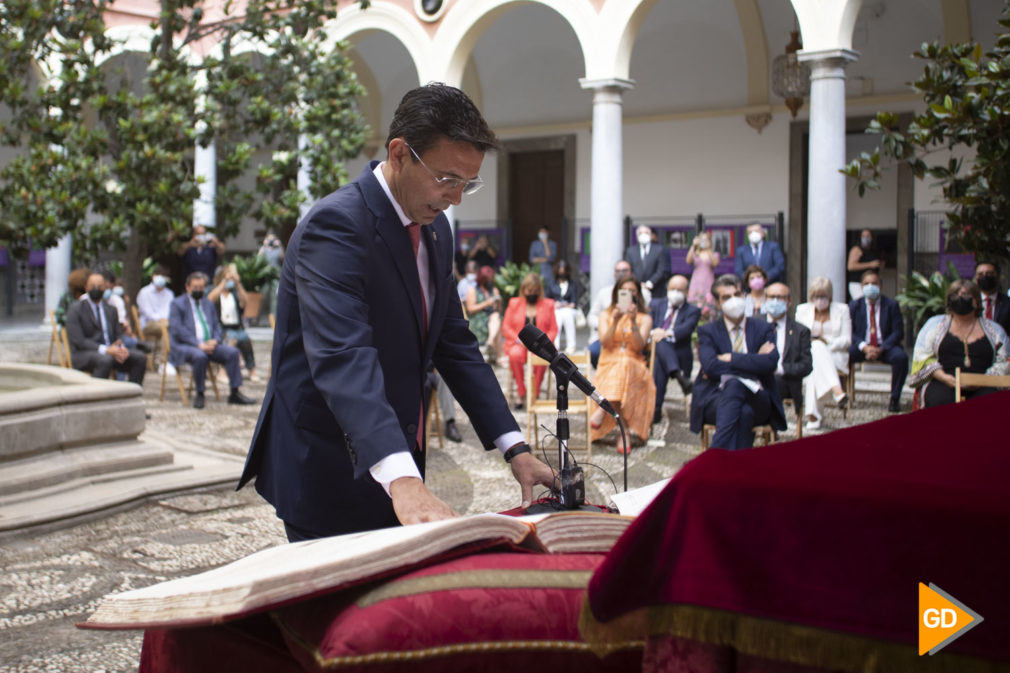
[238,84,555,541]
[975,261,1010,335]
[168,272,255,409]
[848,270,907,413]
[689,274,786,450]
[648,274,700,424]
[734,222,785,283]
[764,282,812,422]
[66,272,147,384]
[625,225,669,302]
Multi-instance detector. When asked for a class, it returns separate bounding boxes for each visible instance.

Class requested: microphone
[518,323,618,417]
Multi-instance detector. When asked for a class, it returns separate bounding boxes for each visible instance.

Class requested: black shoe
[228,389,256,405]
[193,392,205,409]
[652,409,663,425]
[514,400,524,411]
[675,371,693,395]
[888,397,901,413]
[445,420,462,443]
[835,393,849,410]
[135,341,154,354]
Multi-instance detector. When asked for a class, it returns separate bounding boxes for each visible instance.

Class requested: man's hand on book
[389,477,458,526]
[510,452,557,509]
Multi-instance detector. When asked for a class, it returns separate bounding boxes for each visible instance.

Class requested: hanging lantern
[771,31,811,118]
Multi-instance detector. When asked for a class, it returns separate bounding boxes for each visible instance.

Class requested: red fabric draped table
[586,391,1010,673]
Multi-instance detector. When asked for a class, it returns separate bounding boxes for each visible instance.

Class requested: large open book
[82,510,632,631]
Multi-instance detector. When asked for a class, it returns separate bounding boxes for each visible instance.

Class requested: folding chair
[701,424,776,450]
[58,326,73,369]
[955,367,1010,402]
[158,323,220,405]
[48,310,66,367]
[526,351,592,463]
[426,386,444,450]
[131,304,157,371]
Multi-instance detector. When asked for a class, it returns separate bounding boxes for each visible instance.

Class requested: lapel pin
[432,230,437,241]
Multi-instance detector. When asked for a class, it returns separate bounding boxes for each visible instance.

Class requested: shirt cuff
[858,341,867,351]
[494,431,526,456]
[369,452,422,497]
[98,345,108,355]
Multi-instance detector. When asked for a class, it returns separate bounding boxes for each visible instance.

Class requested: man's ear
[386,138,409,172]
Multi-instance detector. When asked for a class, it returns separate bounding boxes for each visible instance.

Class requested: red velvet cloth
[588,391,1010,662]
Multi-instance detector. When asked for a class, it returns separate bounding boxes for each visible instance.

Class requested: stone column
[579,78,634,301]
[193,135,217,230]
[799,49,857,302]
[43,234,72,323]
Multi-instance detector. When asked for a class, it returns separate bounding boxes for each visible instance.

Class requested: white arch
[791,0,863,53]
[598,0,656,82]
[320,2,427,84]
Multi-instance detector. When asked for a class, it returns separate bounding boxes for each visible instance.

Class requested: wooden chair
[426,386,444,450]
[48,310,66,367]
[782,398,803,439]
[266,314,276,384]
[955,367,1010,402]
[130,304,158,372]
[842,362,856,404]
[526,351,592,462]
[701,423,776,451]
[159,323,220,405]
[58,326,73,369]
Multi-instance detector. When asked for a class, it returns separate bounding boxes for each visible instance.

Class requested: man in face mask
[624,225,669,303]
[137,266,176,374]
[734,222,785,284]
[588,260,633,368]
[64,273,148,384]
[648,275,701,424]
[974,261,1010,335]
[167,272,255,409]
[528,226,558,285]
[457,260,478,301]
[689,274,786,449]
[848,270,907,413]
[764,282,812,428]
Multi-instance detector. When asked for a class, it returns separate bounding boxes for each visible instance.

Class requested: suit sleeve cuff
[494,431,526,456]
[369,452,423,497]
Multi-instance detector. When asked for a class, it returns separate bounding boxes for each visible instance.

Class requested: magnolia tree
[844,7,1010,265]
[0,0,367,298]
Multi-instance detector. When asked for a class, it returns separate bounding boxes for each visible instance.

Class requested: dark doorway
[508,149,564,268]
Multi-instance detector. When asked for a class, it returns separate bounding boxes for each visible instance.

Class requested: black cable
[539,423,621,500]
[617,415,629,492]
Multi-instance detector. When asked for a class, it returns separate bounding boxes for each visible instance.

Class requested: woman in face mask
[686,231,720,308]
[208,266,258,382]
[742,265,769,317]
[590,275,656,454]
[465,265,503,364]
[794,277,852,430]
[545,259,579,352]
[501,272,558,409]
[908,279,1009,408]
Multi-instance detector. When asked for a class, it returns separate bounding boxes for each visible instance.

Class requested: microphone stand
[551,356,585,509]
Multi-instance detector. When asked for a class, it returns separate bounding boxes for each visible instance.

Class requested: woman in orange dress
[590,275,656,453]
[501,272,558,409]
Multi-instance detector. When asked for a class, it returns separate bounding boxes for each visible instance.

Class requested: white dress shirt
[137,284,174,328]
[219,292,240,327]
[857,300,882,351]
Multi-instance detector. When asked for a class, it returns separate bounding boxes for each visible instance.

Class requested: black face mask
[949,295,974,316]
[977,274,997,293]
[190,289,205,301]
[557,274,569,281]
[525,294,538,304]
[87,288,104,302]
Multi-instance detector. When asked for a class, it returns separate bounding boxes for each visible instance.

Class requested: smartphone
[617,288,632,312]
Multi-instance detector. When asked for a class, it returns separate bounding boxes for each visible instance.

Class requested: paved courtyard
[0,324,906,672]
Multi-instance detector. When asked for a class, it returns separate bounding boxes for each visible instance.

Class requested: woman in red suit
[502,272,558,409]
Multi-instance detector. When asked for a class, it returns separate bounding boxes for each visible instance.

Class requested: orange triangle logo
[918,582,984,655]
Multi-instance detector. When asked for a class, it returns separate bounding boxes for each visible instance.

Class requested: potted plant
[896,261,962,334]
[494,261,535,304]
[231,253,280,320]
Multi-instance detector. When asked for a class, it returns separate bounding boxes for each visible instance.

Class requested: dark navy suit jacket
[648,298,701,373]
[848,295,903,353]
[734,240,785,283]
[689,317,786,433]
[625,243,670,289]
[238,163,518,536]
[168,294,223,365]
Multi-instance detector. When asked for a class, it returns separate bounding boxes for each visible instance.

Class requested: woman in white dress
[794,277,851,430]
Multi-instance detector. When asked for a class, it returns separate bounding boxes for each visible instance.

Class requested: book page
[518,511,634,553]
[608,478,671,517]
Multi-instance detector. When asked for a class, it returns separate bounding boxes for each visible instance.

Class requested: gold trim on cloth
[354,569,593,608]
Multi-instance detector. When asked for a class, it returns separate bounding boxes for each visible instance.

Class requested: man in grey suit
[66,272,147,384]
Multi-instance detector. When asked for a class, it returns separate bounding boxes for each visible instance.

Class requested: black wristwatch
[503,443,532,463]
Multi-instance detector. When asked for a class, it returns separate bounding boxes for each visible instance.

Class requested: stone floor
[0,326,907,672]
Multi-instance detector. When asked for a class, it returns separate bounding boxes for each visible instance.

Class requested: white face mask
[638,233,651,246]
[813,297,830,311]
[748,231,763,245]
[721,296,746,321]
[667,289,685,307]
[466,273,476,282]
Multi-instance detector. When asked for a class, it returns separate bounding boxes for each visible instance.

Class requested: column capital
[579,77,635,93]
[797,48,859,66]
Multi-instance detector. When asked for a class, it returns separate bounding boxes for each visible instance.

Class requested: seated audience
[65,273,147,384]
[848,270,907,413]
[546,259,579,352]
[742,264,768,317]
[465,265,503,364]
[168,272,255,409]
[457,260,478,301]
[208,267,258,382]
[137,266,175,370]
[794,276,851,430]
[734,222,784,283]
[689,274,786,450]
[590,274,656,453]
[588,260,633,368]
[54,267,91,327]
[764,282,812,425]
[909,279,1009,407]
[649,274,700,424]
[686,230,719,307]
[101,271,130,335]
[427,369,463,443]
[974,260,1010,335]
[501,272,557,409]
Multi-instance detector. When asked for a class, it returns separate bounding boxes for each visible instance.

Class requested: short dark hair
[101,269,117,284]
[743,264,767,283]
[861,269,880,283]
[186,271,209,286]
[385,82,499,156]
[713,274,741,295]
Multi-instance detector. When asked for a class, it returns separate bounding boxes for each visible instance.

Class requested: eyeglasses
[406,144,484,195]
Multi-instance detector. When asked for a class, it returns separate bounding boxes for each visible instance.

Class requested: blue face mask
[153,275,167,288]
[102,288,113,300]
[764,298,788,318]
[225,280,236,290]
[113,286,124,297]
[862,284,881,301]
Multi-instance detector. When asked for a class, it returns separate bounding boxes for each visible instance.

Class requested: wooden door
[508,150,564,268]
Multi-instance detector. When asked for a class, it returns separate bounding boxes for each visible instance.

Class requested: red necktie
[407,222,427,452]
[985,297,993,321]
[869,302,878,347]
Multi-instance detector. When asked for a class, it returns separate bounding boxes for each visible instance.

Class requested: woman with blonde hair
[501,272,557,409]
[589,274,656,453]
[794,276,851,430]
